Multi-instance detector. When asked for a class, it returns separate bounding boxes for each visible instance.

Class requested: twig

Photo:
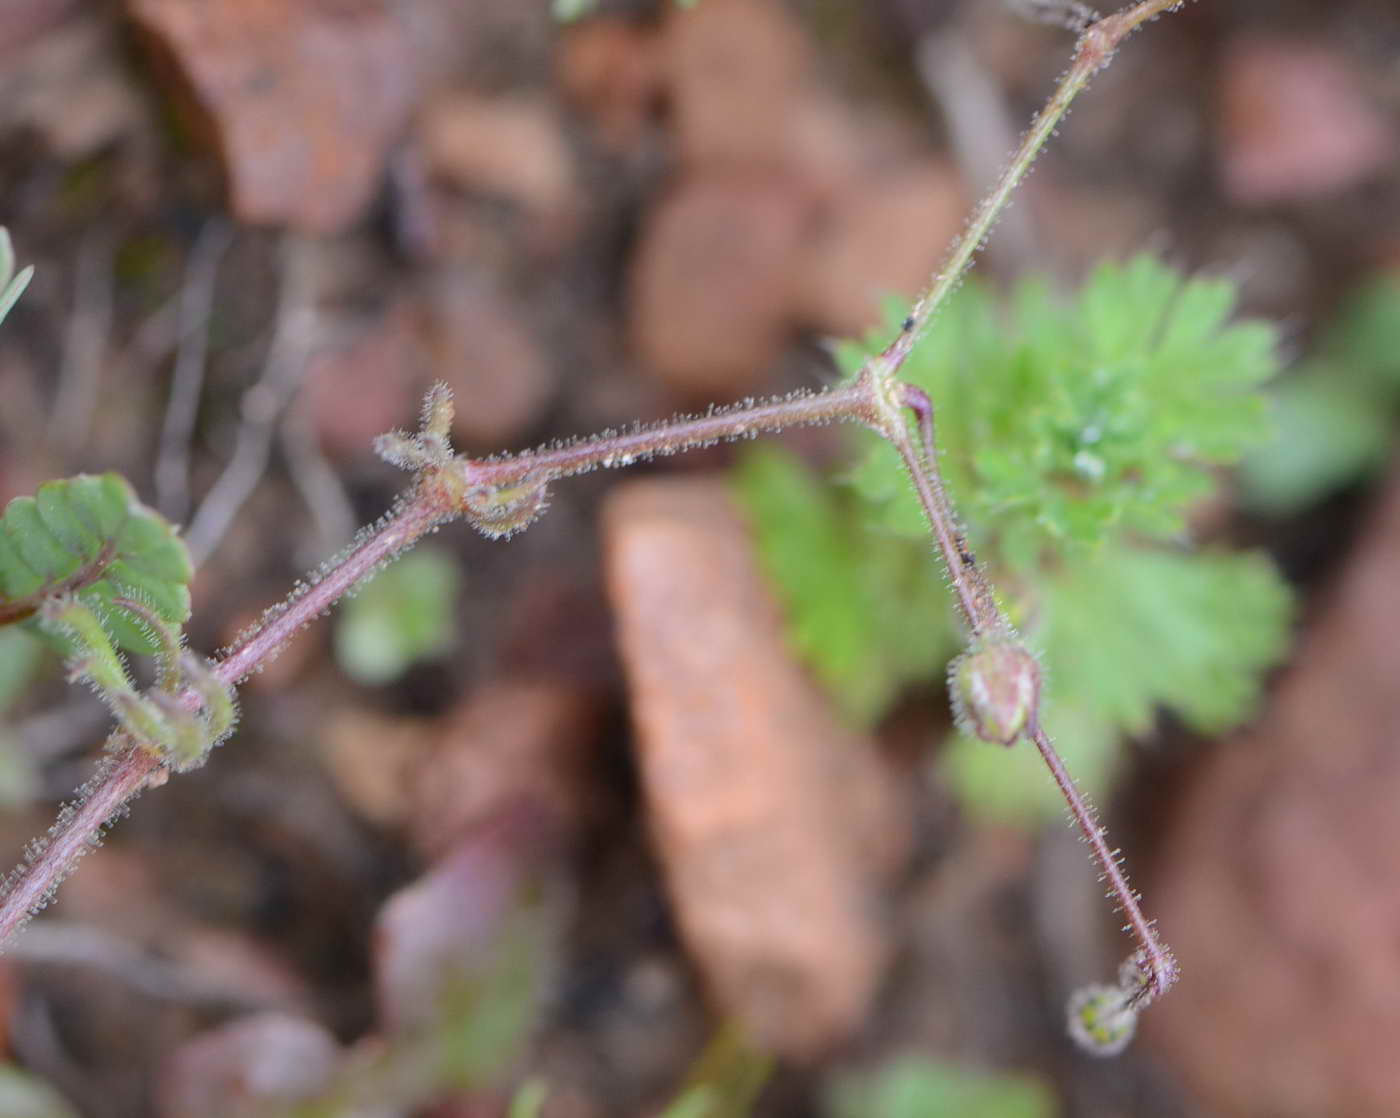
[280,398,357,562]
[6,919,287,1010]
[9,996,99,1118]
[155,218,234,522]
[184,236,318,564]
[1007,0,1102,34]
[117,290,184,375]
[47,232,114,454]
[917,31,1039,270]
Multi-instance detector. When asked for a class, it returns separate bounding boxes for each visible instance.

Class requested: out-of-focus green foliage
[734,446,955,725]
[0,629,46,806]
[509,1079,550,1118]
[1242,274,1400,513]
[287,902,556,1118]
[737,256,1293,819]
[658,1023,772,1118]
[658,1029,772,1118]
[825,1056,1057,1118]
[429,911,555,1093]
[334,547,460,685]
[0,1065,78,1118]
[0,628,43,715]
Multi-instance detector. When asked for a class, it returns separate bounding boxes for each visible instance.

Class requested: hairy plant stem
[462,383,874,488]
[887,0,1187,374]
[2,0,1186,1011]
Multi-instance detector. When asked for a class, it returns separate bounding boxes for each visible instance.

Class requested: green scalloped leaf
[843,256,1280,567]
[733,445,956,724]
[0,474,193,656]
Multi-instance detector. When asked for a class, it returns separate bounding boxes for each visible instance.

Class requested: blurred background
[1,0,1399,1115]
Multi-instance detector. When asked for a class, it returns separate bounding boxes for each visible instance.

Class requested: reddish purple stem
[1030,723,1178,1001]
[0,489,451,945]
[0,388,879,948]
[0,748,159,941]
[461,383,873,489]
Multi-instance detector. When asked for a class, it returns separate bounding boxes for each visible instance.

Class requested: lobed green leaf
[845,255,1281,565]
[734,446,955,725]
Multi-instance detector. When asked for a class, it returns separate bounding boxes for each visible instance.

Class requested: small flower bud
[420,381,455,445]
[374,430,433,472]
[145,692,208,771]
[463,478,550,540]
[949,639,1041,745]
[1067,982,1138,1057]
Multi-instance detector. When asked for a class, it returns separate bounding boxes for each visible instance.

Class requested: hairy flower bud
[463,478,551,540]
[949,639,1041,745]
[1067,982,1138,1057]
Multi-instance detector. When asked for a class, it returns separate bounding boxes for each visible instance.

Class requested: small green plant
[508,1079,550,1118]
[276,905,555,1118]
[334,546,462,685]
[825,1056,1057,1118]
[0,1063,78,1118]
[737,259,1292,817]
[0,475,234,772]
[0,2,1221,1067]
